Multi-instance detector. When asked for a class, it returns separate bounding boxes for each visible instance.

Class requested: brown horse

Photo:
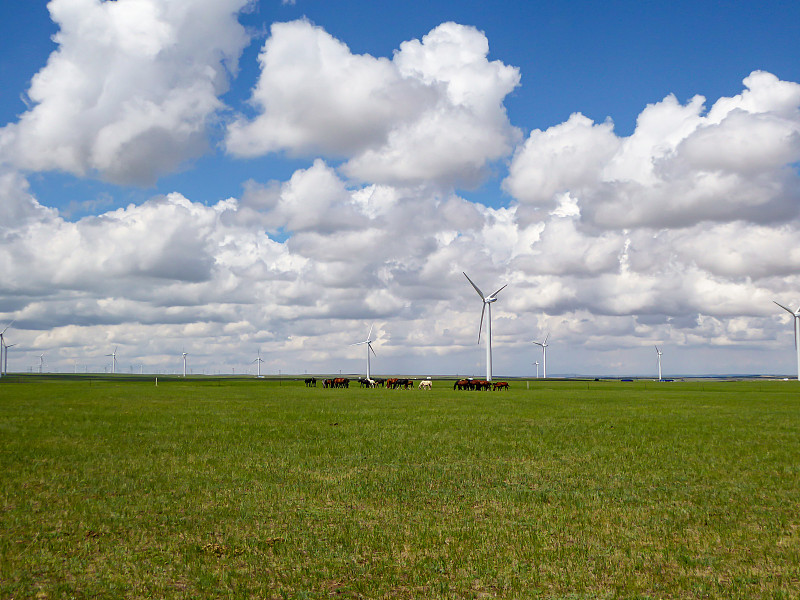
[492,381,509,391]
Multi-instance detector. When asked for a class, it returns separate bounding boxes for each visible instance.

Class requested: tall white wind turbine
[534,361,539,379]
[655,345,663,380]
[463,272,507,382]
[0,321,14,378]
[106,346,118,374]
[253,349,264,378]
[182,351,188,377]
[533,333,550,379]
[351,324,376,380]
[774,300,800,381]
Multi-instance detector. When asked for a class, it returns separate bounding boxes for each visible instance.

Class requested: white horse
[418,380,432,390]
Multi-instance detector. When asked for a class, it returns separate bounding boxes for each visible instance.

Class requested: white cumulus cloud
[226,20,521,188]
[0,0,251,185]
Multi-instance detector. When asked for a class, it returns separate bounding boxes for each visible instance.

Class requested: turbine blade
[478,303,486,344]
[774,300,795,315]
[489,284,507,298]
[544,332,550,344]
[367,323,374,340]
[463,272,485,299]
[0,320,14,335]
[369,342,376,356]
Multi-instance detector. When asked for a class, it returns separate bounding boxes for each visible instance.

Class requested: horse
[454,379,471,390]
[305,377,316,387]
[492,381,509,391]
[333,377,349,388]
[418,380,432,390]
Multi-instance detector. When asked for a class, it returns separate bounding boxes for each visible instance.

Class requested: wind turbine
[0,321,14,378]
[38,354,45,374]
[655,345,663,381]
[534,360,539,379]
[463,272,507,381]
[252,349,264,378]
[1,340,15,377]
[351,324,376,380]
[533,333,550,379]
[106,346,118,374]
[774,300,800,381]
[182,351,188,377]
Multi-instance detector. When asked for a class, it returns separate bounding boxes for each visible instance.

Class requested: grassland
[1,377,799,599]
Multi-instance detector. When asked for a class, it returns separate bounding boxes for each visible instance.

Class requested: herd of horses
[303,376,509,390]
[453,379,509,391]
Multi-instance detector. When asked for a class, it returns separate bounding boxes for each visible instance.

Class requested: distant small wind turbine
[463,272,507,381]
[534,360,539,379]
[0,320,14,378]
[774,300,800,381]
[182,351,188,377]
[2,341,16,376]
[533,333,550,378]
[655,345,663,381]
[252,349,264,378]
[38,353,45,374]
[106,346,118,374]
[351,324,376,380]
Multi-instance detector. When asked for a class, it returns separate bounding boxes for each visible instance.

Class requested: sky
[1,0,800,377]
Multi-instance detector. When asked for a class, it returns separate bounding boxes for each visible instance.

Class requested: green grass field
[1,377,799,599]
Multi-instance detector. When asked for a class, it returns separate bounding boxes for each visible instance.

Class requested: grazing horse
[305,377,316,387]
[418,380,432,390]
[323,379,334,388]
[475,380,491,391]
[454,379,471,390]
[373,378,385,387]
[492,381,509,391]
[332,377,349,388]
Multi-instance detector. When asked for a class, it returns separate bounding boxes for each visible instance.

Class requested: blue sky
[1,0,800,376]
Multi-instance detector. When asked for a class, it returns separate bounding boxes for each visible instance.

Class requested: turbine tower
[351,324,376,380]
[38,354,45,374]
[0,321,14,378]
[533,333,550,379]
[182,351,188,377]
[655,345,663,381]
[774,300,800,381]
[252,349,264,378]
[463,272,507,382]
[534,360,539,379]
[106,346,118,374]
